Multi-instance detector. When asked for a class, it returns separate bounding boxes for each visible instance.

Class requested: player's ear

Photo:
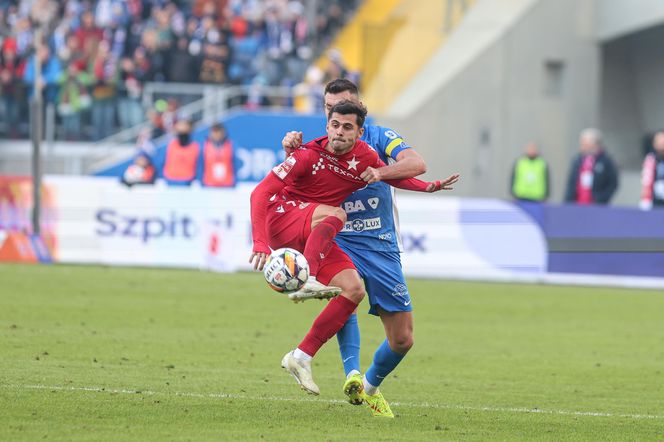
[358,126,364,138]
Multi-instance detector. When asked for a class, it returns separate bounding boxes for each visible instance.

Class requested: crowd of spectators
[0,0,360,140]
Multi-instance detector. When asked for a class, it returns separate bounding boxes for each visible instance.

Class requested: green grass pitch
[1,263,663,440]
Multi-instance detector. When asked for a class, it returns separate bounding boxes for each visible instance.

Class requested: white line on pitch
[2,384,663,421]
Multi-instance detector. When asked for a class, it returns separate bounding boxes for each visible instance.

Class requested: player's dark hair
[328,100,367,128]
[325,78,360,97]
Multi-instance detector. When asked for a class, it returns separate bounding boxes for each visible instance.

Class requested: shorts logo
[391,283,410,303]
[312,158,325,175]
[368,197,379,209]
[342,217,381,232]
[273,156,297,179]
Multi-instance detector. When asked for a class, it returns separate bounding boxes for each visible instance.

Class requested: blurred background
[2,0,664,284]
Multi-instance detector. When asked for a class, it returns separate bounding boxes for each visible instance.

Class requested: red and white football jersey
[271,136,384,206]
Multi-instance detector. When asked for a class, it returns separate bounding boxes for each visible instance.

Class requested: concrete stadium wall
[596,0,664,41]
[379,0,600,203]
[600,24,664,170]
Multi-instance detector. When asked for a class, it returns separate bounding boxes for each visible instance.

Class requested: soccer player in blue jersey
[282,79,459,417]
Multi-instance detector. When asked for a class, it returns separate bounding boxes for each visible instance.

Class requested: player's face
[327,113,364,154]
[324,91,359,115]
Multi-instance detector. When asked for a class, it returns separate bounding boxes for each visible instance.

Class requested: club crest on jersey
[273,156,297,179]
[346,156,360,170]
[312,158,325,175]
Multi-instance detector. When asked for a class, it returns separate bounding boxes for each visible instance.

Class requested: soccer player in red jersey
[249,101,446,395]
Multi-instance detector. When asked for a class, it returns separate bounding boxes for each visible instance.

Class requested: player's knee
[390,334,414,355]
[330,207,347,224]
[341,282,365,304]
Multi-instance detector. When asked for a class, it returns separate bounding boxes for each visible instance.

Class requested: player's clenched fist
[360,166,382,184]
[282,131,303,156]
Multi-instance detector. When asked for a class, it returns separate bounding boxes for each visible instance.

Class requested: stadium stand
[0,0,361,141]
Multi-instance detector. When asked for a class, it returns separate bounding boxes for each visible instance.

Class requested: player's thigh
[341,248,412,316]
[310,204,346,229]
[266,201,318,251]
[328,268,365,303]
[318,244,365,303]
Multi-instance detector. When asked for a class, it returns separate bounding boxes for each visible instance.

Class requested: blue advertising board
[94,110,341,182]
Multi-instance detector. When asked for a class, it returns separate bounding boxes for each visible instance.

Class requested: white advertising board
[46,176,547,279]
[49,176,251,270]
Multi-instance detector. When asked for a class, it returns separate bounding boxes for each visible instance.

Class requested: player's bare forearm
[366,150,427,183]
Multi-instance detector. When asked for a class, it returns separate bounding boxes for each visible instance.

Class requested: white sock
[363,375,378,396]
[293,348,312,361]
[347,369,360,379]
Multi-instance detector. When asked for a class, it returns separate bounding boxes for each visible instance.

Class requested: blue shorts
[336,245,412,316]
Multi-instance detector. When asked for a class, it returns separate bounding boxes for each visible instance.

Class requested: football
[263,248,309,293]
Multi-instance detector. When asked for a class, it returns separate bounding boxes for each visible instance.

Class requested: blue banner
[94,111,339,182]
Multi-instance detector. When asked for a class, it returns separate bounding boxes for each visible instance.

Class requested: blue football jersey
[335,124,411,252]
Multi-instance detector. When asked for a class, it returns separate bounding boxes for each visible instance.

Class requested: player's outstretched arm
[281,131,303,156]
[249,173,284,270]
[361,149,427,184]
[384,173,460,193]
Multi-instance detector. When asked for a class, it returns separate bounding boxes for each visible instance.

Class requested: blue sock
[366,339,405,388]
[336,313,361,376]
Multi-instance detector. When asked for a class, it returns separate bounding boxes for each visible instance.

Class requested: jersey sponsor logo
[272,156,297,179]
[343,200,366,213]
[318,151,341,163]
[299,202,310,209]
[378,232,393,241]
[328,163,363,181]
[342,217,381,232]
[368,197,379,209]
